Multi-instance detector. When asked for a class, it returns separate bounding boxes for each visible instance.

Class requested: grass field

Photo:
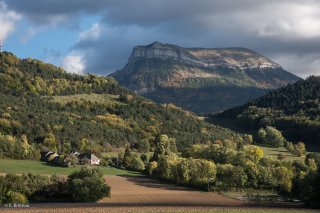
[102,151,154,159]
[261,146,306,162]
[0,159,140,176]
[45,93,124,106]
[102,151,122,158]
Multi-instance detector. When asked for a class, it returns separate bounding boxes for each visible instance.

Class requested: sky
[1,0,320,78]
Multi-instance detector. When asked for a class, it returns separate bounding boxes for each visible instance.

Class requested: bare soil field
[101,175,244,206]
[101,176,244,206]
[1,176,315,213]
[1,206,319,213]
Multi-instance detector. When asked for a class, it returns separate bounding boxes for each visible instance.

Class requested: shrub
[277,153,286,160]
[6,191,28,204]
[146,161,158,176]
[64,154,79,167]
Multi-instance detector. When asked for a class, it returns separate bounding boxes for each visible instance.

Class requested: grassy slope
[0,159,140,176]
[261,146,307,162]
[48,93,123,105]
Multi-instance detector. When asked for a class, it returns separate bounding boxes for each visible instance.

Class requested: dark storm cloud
[5,0,320,77]
[6,0,105,16]
[4,0,103,26]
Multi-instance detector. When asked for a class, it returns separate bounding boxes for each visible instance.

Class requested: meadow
[260,146,306,162]
[0,159,140,176]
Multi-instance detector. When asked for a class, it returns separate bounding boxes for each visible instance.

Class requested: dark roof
[40,151,56,161]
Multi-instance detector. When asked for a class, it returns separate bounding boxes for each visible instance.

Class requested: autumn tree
[258,126,286,148]
[244,145,264,163]
[151,134,177,161]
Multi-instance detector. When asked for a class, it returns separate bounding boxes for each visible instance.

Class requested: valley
[1,1,320,212]
[0,52,319,211]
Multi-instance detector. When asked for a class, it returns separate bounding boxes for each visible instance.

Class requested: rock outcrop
[130,41,280,70]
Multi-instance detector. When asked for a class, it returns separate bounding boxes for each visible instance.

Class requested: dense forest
[215,76,320,146]
[0,52,239,159]
[143,132,320,208]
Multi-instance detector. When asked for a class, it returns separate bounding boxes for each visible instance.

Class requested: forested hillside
[216,76,320,145]
[0,52,239,159]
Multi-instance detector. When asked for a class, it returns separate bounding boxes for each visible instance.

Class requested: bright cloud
[62,52,85,74]
[79,23,102,41]
[0,1,20,40]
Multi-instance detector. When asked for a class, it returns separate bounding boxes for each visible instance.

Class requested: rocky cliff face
[111,42,301,113]
[130,41,280,70]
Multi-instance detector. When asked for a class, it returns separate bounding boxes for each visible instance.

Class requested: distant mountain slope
[111,42,301,114]
[0,52,239,154]
[216,76,320,145]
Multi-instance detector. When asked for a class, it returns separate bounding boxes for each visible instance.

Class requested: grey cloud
[6,0,105,15]
[5,0,105,26]
[5,0,320,77]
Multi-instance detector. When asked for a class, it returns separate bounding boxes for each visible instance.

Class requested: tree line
[0,167,110,204]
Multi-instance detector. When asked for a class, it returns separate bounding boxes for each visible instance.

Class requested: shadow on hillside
[118,175,197,192]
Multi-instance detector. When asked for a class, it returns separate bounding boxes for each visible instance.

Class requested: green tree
[258,126,286,148]
[157,153,180,181]
[243,134,253,144]
[123,145,145,171]
[244,161,260,188]
[151,134,177,161]
[64,154,79,167]
[176,158,192,184]
[273,166,293,193]
[301,169,320,208]
[137,139,150,153]
[146,161,158,176]
[257,128,267,143]
[43,133,58,152]
[216,164,248,189]
[189,158,216,187]
[67,167,110,202]
[293,142,306,157]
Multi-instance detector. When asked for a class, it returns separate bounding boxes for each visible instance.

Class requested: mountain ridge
[130,41,281,71]
[111,42,301,113]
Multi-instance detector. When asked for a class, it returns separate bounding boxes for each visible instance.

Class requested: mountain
[216,76,320,145]
[0,52,239,158]
[111,42,301,114]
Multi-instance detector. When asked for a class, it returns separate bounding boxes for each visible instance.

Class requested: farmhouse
[41,150,101,166]
[40,151,58,162]
[77,153,101,165]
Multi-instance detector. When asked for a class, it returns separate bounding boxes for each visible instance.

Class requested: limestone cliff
[111,42,301,113]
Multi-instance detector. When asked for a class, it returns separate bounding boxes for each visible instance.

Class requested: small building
[77,153,100,165]
[40,151,57,162]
